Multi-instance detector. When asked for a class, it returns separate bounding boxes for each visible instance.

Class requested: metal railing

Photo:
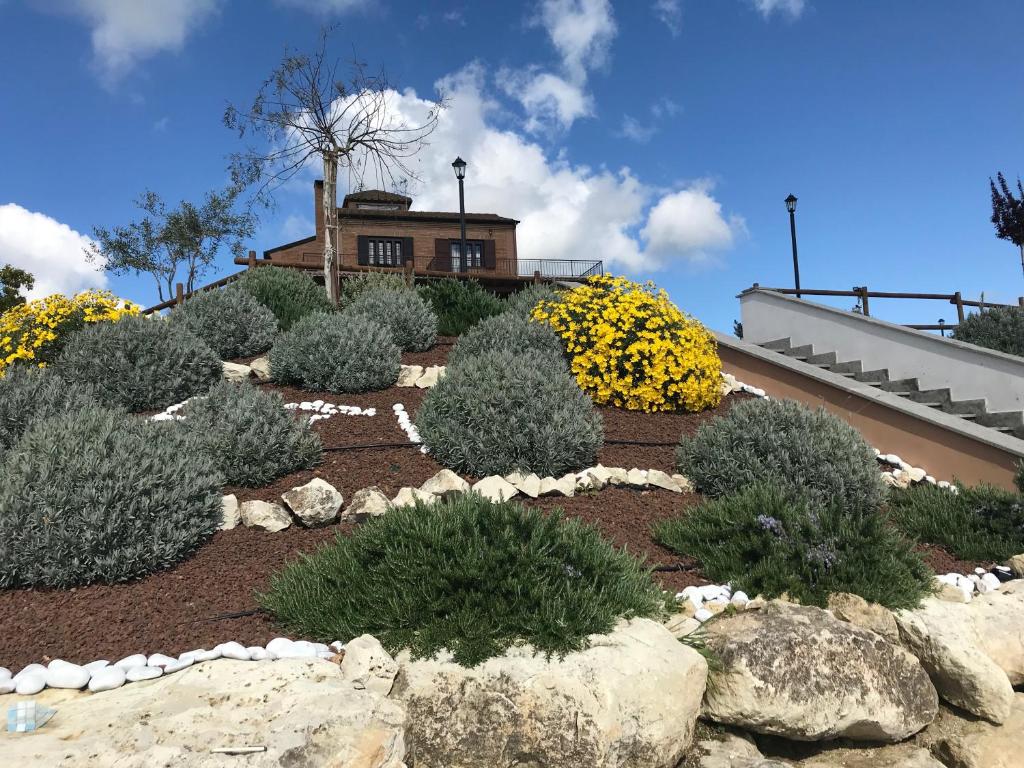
[746,284,1024,331]
[425,257,603,280]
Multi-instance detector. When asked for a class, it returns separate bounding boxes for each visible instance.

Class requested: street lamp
[938,318,946,338]
[785,194,801,298]
[452,157,467,272]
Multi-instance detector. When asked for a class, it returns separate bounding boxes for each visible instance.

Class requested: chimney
[314,180,325,239]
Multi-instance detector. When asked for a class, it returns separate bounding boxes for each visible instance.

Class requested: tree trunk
[322,152,340,306]
[1019,242,1023,278]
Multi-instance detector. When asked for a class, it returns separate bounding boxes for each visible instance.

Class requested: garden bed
[0,342,988,670]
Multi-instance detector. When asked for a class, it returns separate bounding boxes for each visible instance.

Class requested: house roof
[337,208,519,225]
[342,189,413,207]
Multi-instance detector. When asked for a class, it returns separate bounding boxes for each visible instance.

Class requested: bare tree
[224,27,444,304]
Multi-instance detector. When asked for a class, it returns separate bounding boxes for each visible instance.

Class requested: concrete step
[760,338,793,352]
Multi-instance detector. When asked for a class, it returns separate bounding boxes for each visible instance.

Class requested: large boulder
[894,585,1024,723]
[0,658,406,767]
[703,602,937,742]
[798,744,945,768]
[392,617,707,768]
[914,694,1024,768]
[826,592,899,644]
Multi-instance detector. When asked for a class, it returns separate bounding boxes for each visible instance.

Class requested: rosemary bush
[448,311,565,368]
[269,312,400,392]
[343,287,437,352]
[677,397,884,511]
[0,366,98,460]
[339,272,413,307]
[416,348,602,477]
[179,381,321,487]
[418,278,504,336]
[168,287,278,359]
[504,283,562,318]
[655,482,931,610]
[236,265,333,331]
[952,306,1024,357]
[55,315,221,412]
[260,495,665,666]
[0,407,222,588]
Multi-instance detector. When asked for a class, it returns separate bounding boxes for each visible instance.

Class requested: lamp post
[785,194,801,298]
[938,318,947,338]
[452,156,467,272]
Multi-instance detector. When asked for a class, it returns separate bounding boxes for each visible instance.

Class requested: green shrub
[269,312,400,393]
[339,272,413,307]
[55,315,221,412]
[343,288,437,352]
[655,482,932,610]
[0,366,99,460]
[236,265,333,331]
[0,407,222,588]
[416,349,602,477]
[677,397,884,512]
[418,278,503,336]
[504,283,562,318]
[1016,461,1024,494]
[179,381,321,486]
[952,306,1024,357]
[887,483,1024,562]
[448,311,565,368]
[168,287,278,359]
[260,494,665,666]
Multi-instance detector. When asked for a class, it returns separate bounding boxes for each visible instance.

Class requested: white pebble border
[721,372,953,491]
[148,397,196,422]
[284,400,376,423]
[0,637,346,697]
[393,403,428,453]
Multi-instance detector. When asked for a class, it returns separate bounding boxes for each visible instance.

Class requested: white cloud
[641,183,746,265]
[618,115,656,143]
[502,0,617,133]
[0,204,106,298]
[749,0,805,19]
[275,0,370,14]
[652,0,682,36]
[62,0,222,84]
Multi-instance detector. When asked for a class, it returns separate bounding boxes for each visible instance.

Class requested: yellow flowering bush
[0,290,139,375]
[531,275,723,412]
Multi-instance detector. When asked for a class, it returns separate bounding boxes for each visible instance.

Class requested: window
[363,237,408,267]
[450,240,483,270]
[356,203,401,210]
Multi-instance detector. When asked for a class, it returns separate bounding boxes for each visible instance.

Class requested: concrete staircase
[759,338,1024,440]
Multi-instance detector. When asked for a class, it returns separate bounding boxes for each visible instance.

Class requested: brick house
[264,180,520,277]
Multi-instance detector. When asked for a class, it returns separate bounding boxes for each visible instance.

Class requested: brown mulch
[400,336,456,367]
[914,543,988,576]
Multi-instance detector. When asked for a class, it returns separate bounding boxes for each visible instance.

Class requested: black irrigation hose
[319,438,678,452]
[652,563,699,573]
[604,438,679,447]
[203,608,263,622]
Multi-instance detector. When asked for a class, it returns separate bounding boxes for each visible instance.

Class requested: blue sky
[2,0,1023,333]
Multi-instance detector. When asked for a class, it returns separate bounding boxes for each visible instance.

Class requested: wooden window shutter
[357,235,369,266]
[434,238,449,270]
[402,237,413,266]
[483,239,496,269]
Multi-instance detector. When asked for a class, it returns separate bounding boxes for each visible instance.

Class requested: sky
[1,0,1023,333]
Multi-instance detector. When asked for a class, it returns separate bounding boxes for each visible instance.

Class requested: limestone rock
[512,472,542,498]
[827,592,900,644]
[340,635,399,696]
[963,580,1024,685]
[1,659,407,768]
[915,694,1024,768]
[626,468,648,487]
[220,493,240,531]
[798,744,945,768]
[671,473,695,493]
[393,618,707,768]
[239,500,291,532]
[554,473,577,497]
[538,476,560,496]
[895,595,1016,723]
[415,365,445,388]
[704,601,937,742]
[420,468,470,497]
[695,732,787,768]
[471,475,519,503]
[662,610,701,640]
[397,364,424,387]
[390,486,435,508]
[344,486,391,521]
[1007,553,1024,577]
[607,466,629,486]
[221,360,251,382]
[281,477,343,527]
[647,468,683,493]
[249,356,272,381]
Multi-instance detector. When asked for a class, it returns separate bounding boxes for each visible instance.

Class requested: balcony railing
[425,257,603,280]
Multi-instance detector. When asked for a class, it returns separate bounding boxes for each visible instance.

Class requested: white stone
[45,660,90,689]
[88,666,127,692]
[282,477,343,527]
[420,469,470,497]
[240,500,292,532]
[162,659,194,675]
[14,663,45,682]
[84,660,110,672]
[647,468,682,492]
[626,468,648,487]
[0,666,10,680]
[694,608,714,622]
[397,364,424,386]
[222,360,252,382]
[220,493,240,531]
[553,473,576,497]
[394,618,706,768]
[247,647,272,661]
[882,453,902,466]
[537,476,560,496]
[981,573,1002,592]
[906,466,927,483]
[340,635,399,696]
[471,475,519,503]
[340,486,389,522]
[15,673,45,695]
[125,666,163,682]
[670,473,695,493]
[114,654,147,671]
[513,472,542,498]
[606,467,629,486]
[277,640,320,659]
[1,659,407,768]
[731,591,750,607]
[390,486,435,508]
[249,356,272,381]
[214,641,252,661]
[179,648,221,664]
[0,679,15,694]
[147,653,178,669]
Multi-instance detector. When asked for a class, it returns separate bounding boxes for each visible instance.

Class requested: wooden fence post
[859,286,870,317]
[247,250,256,269]
[1018,296,1023,308]
[404,259,415,287]
[953,292,965,323]
[533,270,541,284]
